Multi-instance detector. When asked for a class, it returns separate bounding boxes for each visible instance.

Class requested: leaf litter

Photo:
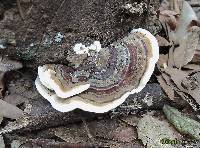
[157,0,200,111]
[0,55,24,137]
[155,1,200,144]
[163,105,200,140]
[0,0,200,147]
[137,114,182,148]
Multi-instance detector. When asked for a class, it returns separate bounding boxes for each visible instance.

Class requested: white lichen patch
[122,2,147,15]
[143,92,153,106]
[55,32,64,43]
[0,45,6,49]
[138,115,181,148]
[73,41,101,55]
[43,34,53,47]
[0,40,6,49]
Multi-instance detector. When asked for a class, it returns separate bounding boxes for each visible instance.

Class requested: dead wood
[0,0,160,68]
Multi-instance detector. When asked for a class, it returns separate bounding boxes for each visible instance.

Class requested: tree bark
[0,0,160,68]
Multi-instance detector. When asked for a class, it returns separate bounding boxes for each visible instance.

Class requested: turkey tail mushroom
[35,28,159,113]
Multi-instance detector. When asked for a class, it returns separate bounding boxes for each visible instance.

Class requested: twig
[17,0,25,20]
[26,5,33,16]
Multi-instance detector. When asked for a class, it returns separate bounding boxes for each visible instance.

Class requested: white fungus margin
[35,28,159,113]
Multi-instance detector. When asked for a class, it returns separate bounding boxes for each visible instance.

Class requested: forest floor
[0,0,200,147]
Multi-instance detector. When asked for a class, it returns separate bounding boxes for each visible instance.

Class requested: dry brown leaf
[156,35,171,47]
[114,126,137,142]
[173,26,200,68]
[175,1,197,42]
[160,0,170,11]
[168,46,175,67]
[183,64,200,70]
[182,71,200,105]
[4,94,27,106]
[0,99,23,119]
[137,115,181,148]
[164,67,188,91]
[157,54,169,68]
[164,70,199,110]
[0,57,22,72]
[160,9,179,16]
[164,67,200,107]
[157,75,174,100]
[191,50,200,63]
[159,10,178,31]
[161,72,184,100]
[162,73,172,87]
[120,115,140,127]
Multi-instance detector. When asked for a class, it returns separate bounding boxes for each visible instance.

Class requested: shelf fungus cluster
[35,29,159,113]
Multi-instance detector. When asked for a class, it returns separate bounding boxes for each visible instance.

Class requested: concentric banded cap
[35,28,159,113]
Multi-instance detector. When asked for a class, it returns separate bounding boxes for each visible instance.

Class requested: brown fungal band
[35,28,159,113]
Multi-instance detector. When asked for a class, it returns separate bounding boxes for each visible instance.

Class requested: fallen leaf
[0,57,23,72]
[181,71,200,105]
[162,68,199,110]
[160,9,179,16]
[159,10,178,31]
[173,26,200,68]
[161,73,182,98]
[0,135,5,148]
[164,67,188,91]
[175,87,199,111]
[168,46,175,67]
[175,1,198,43]
[0,99,23,119]
[192,50,200,63]
[4,94,27,106]
[156,35,171,47]
[165,67,200,107]
[137,115,181,148]
[157,75,174,100]
[163,105,200,140]
[11,139,92,148]
[120,115,140,127]
[160,0,170,11]
[157,54,169,68]
[183,64,200,71]
[161,73,173,87]
[114,126,137,142]
[172,0,181,14]
[161,72,193,105]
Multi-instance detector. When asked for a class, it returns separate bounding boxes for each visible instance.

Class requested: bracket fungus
[35,28,159,113]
